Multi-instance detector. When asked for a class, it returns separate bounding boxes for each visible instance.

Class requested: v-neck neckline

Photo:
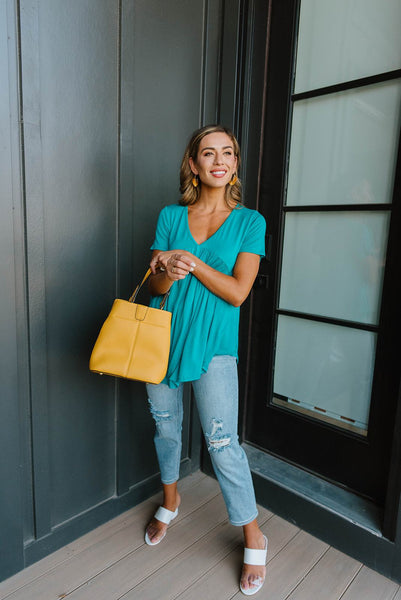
[186,206,237,246]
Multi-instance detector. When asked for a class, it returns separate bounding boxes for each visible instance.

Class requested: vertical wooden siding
[0,0,25,579]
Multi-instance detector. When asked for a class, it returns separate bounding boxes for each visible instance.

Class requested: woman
[145,124,267,595]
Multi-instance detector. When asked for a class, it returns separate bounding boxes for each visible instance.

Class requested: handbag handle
[129,268,170,310]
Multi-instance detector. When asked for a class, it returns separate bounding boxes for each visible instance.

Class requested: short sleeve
[239,211,266,257]
[150,207,170,251]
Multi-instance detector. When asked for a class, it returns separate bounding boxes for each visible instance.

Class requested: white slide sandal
[144,506,179,546]
[240,535,268,595]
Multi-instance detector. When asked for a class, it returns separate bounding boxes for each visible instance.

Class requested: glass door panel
[279,211,390,324]
[273,316,376,434]
[287,81,401,206]
[295,0,401,92]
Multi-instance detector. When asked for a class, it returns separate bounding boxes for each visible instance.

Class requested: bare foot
[146,492,181,544]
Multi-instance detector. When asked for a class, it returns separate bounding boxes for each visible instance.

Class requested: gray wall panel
[0,0,24,578]
[219,0,242,130]
[39,0,119,528]
[202,0,223,125]
[20,0,53,539]
[20,0,119,532]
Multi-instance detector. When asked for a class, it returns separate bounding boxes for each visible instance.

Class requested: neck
[196,186,228,212]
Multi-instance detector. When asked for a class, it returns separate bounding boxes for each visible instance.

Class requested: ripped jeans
[146,355,258,526]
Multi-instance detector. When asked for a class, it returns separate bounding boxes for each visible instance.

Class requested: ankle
[163,490,180,512]
[243,522,265,549]
[245,533,265,550]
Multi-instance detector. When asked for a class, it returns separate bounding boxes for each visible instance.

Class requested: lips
[210,170,227,177]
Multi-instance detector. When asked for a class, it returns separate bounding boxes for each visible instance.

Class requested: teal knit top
[150,204,266,388]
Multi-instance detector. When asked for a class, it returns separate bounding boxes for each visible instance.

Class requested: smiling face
[189,132,238,189]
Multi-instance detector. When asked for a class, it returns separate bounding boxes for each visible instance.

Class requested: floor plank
[286,547,361,599]
[340,566,400,600]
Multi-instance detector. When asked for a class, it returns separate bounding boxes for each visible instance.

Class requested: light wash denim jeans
[146,355,258,526]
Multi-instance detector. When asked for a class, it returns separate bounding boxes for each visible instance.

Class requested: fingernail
[191,262,196,267]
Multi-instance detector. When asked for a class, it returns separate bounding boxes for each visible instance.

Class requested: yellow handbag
[89,269,171,384]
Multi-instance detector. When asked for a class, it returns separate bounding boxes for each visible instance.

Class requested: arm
[151,249,260,307]
[191,252,260,307]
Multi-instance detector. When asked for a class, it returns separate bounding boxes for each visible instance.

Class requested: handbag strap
[128,268,170,310]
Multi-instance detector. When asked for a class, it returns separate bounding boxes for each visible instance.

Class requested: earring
[229,174,238,186]
[192,175,199,188]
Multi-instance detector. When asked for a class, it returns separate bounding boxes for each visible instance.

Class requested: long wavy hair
[179,124,242,207]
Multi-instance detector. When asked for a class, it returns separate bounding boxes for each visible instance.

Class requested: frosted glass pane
[287,81,401,206]
[273,316,376,430]
[295,0,401,92]
[279,212,390,325]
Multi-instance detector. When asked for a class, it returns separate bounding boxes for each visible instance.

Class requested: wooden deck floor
[0,471,400,600]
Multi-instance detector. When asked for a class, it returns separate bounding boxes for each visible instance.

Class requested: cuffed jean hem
[229,510,259,527]
[160,477,179,485]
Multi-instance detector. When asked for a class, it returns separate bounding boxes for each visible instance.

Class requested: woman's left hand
[150,250,197,281]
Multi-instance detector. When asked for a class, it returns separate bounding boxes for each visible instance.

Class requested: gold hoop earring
[192,175,199,188]
[229,174,238,186]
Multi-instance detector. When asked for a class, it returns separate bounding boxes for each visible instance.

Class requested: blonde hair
[179,124,242,207]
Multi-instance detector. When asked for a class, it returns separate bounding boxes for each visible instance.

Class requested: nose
[214,152,224,164]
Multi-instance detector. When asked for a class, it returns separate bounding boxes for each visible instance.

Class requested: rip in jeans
[148,400,172,422]
[206,418,231,452]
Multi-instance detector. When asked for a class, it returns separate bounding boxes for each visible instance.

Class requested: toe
[240,570,250,590]
[146,519,166,543]
[148,528,160,543]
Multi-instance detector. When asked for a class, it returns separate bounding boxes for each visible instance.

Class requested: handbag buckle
[135,304,148,321]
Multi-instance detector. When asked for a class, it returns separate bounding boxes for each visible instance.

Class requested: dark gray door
[246,0,401,505]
